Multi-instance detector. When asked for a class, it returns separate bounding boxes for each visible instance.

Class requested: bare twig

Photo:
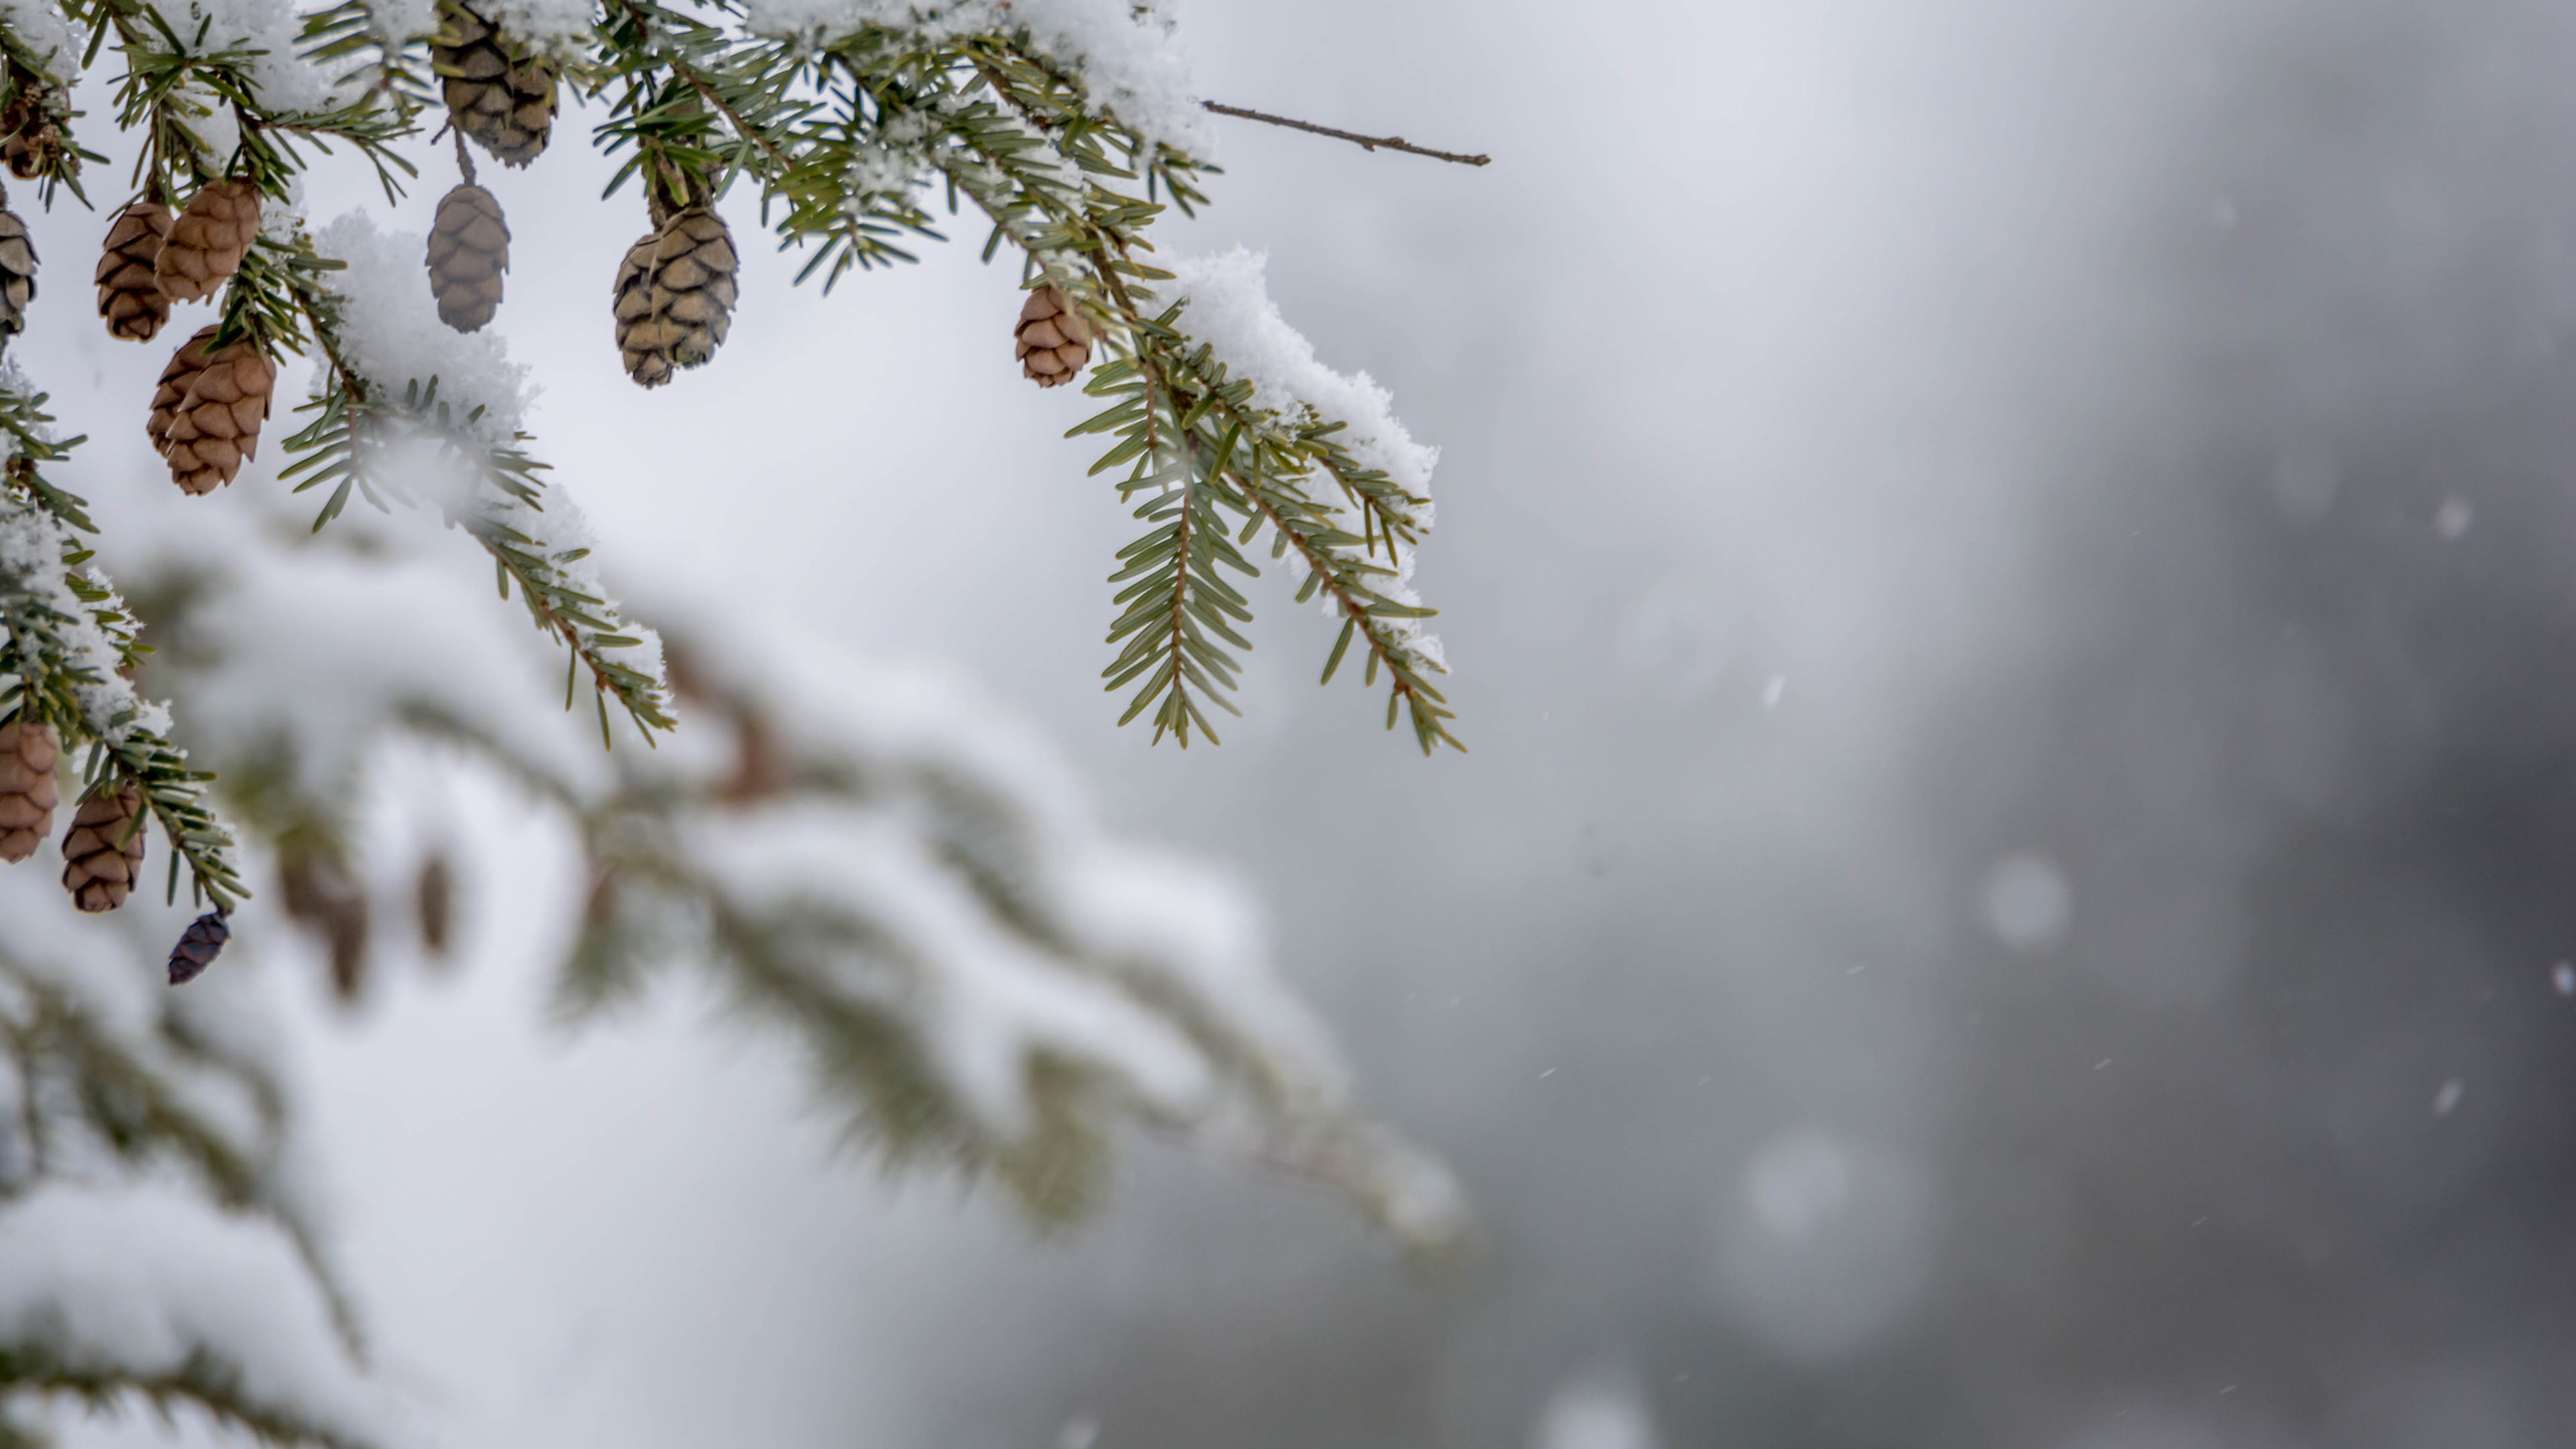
[1201,101,1490,166]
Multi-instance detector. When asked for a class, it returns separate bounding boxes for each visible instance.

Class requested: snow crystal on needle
[735,0,1213,157]
[0,1182,404,1448]
[0,0,78,78]
[315,213,532,441]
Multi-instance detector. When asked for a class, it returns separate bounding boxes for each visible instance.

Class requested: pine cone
[425,182,509,332]
[0,192,35,341]
[0,713,58,865]
[1,80,56,181]
[167,909,232,985]
[60,779,144,914]
[96,200,174,343]
[433,0,557,168]
[153,180,261,304]
[612,208,738,388]
[158,329,276,496]
[417,855,455,956]
[1015,284,1093,388]
[2,123,56,182]
[146,324,215,456]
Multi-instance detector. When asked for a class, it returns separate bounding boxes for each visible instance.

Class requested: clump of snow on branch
[0,496,174,745]
[62,464,1459,1242]
[0,0,76,78]
[476,0,603,46]
[0,1183,400,1446]
[736,0,1213,157]
[1166,248,1438,508]
[303,213,667,714]
[686,802,1217,1132]
[314,213,531,443]
[357,0,433,50]
[647,601,1463,1240]
[178,0,343,111]
[169,510,614,801]
[1165,248,1446,666]
[0,862,382,1444]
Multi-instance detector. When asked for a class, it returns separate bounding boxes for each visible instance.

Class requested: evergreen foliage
[0,1,1472,1442]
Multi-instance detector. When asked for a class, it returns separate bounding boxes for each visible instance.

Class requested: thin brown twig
[1200,101,1490,167]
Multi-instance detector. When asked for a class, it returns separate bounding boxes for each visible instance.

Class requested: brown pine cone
[0,206,33,340]
[612,208,737,388]
[1015,284,1093,388]
[2,123,56,182]
[1,78,56,182]
[147,325,217,456]
[425,182,509,332]
[159,330,276,495]
[96,200,174,342]
[0,191,35,340]
[433,0,557,168]
[0,713,58,865]
[167,908,232,985]
[60,779,144,914]
[154,180,262,303]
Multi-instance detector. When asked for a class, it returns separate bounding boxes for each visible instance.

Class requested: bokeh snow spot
[2436,495,2475,541]
[1531,1373,1660,1449]
[1713,1129,1937,1362]
[1982,853,2073,953]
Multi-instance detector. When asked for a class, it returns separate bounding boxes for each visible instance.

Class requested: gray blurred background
[50,0,2576,1445]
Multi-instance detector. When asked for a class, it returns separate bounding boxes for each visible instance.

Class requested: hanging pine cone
[146,324,215,456]
[425,182,508,332]
[157,328,276,496]
[1,78,56,181]
[433,0,557,167]
[60,779,144,914]
[1015,285,1092,388]
[96,200,174,343]
[612,208,737,388]
[167,909,232,985]
[0,713,58,865]
[417,855,455,957]
[1,123,56,182]
[0,182,36,341]
[153,180,261,304]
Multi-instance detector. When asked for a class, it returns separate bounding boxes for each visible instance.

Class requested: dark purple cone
[167,909,231,985]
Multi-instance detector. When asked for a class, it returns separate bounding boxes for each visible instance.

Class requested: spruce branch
[0,1346,372,1449]
[277,266,678,743]
[295,0,437,120]
[0,975,365,1350]
[1200,99,1491,167]
[1,389,252,910]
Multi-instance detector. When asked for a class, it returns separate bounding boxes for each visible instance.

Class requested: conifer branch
[296,0,436,117]
[278,269,677,743]
[0,975,365,1350]
[1200,100,1491,167]
[0,1347,372,1449]
[1,389,252,910]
